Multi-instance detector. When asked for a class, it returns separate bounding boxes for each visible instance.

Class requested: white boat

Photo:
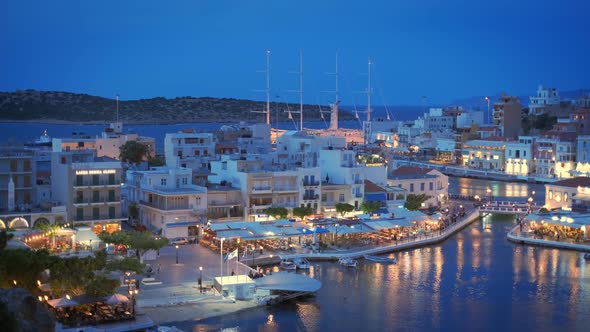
[293,257,310,269]
[364,254,397,264]
[26,130,51,147]
[280,259,297,270]
[584,253,590,261]
[338,257,357,268]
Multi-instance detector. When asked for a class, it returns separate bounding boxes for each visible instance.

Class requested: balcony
[251,203,272,210]
[208,200,242,207]
[74,216,123,223]
[355,193,363,198]
[73,181,120,188]
[73,197,121,206]
[302,180,320,187]
[303,194,319,201]
[273,186,299,193]
[251,186,272,194]
[139,200,190,211]
[354,179,363,185]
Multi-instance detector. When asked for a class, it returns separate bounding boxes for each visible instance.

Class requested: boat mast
[331,51,340,130]
[299,50,304,131]
[116,94,119,122]
[265,49,271,125]
[367,57,372,122]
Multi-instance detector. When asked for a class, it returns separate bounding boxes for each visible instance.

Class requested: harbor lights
[486,187,492,203]
[175,244,179,264]
[528,197,534,213]
[128,289,138,316]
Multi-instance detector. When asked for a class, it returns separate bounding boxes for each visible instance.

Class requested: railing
[74,197,121,204]
[303,194,319,200]
[251,186,272,193]
[273,186,298,192]
[74,181,120,187]
[303,181,320,186]
[355,193,363,198]
[139,200,190,210]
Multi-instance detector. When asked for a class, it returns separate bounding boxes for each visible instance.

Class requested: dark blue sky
[1,0,589,105]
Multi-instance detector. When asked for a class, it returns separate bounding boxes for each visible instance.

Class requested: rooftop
[549,177,590,188]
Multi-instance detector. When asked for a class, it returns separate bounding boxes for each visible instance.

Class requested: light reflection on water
[179,214,589,332]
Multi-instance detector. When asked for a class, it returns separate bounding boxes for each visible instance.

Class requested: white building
[462,140,506,171]
[125,166,207,238]
[318,148,366,210]
[529,85,560,115]
[504,136,535,176]
[387,166,448,208]
[456,111,484,129]
[95,122,155,160]
[164,130,216,170]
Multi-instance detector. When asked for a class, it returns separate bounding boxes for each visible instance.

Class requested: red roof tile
[364,179,385,193]
[390,166,433,176]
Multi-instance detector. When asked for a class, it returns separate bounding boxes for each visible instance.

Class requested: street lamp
[175,244,179,264]
[485,96,490,124]
[486,187,492,203]
[128,289,139,316]
[125,271,132,292]
[220,237,226,296]
[334,223,339,245]
[198,266,203,293]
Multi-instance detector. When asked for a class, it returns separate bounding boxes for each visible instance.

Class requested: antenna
[116,94,119,122]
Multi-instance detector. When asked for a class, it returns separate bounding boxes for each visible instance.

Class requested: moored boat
[280,259,297,270]
[584,253,590,261]
[338,257,357,268]
[293,257,310,269]
[363,254,397,264]
[25,130,51,147]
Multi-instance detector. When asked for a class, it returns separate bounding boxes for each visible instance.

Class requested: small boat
[584,253,590,261]
[25,130,51,147]
[338,257,357,268]
[280,259,297,270]
[293,257,310,269]
[364,254,397,264]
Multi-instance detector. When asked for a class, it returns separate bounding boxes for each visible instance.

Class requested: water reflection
[183,214,589,332]
[449,177,545,201]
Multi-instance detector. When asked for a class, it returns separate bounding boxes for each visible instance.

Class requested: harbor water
[176,214,590,332]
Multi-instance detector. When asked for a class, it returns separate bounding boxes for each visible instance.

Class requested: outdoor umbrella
[104,293,129,305]
[47,297,79,308]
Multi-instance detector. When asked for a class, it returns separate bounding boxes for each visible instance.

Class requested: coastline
[0,118,254,126]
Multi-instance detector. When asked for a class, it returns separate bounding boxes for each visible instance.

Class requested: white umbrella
[47,297,79,308]
[104,293,129,305]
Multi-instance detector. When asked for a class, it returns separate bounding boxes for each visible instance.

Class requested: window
[339,194,345,202]
[429,182,433,191]
[420,183,424,191]
[410,184,414,192]
[161,178,167,186]
[182,177,188,185]
[322,194,327,202]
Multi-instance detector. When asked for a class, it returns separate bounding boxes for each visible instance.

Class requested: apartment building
[504,136,535,176]
[493,94,522,138]
[387,166,448,208]
[462,139,506,171]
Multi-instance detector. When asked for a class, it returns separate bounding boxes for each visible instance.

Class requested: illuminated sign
[75,169,117,175]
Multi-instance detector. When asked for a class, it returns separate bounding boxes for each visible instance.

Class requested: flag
[224,248,238,262]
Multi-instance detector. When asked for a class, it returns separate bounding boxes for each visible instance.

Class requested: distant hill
[450,89,589,110]
[0,90,356,124]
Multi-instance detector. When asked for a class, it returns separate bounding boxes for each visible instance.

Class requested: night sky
[1,0,589,105]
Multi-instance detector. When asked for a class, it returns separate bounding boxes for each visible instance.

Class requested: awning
[166,221,202,228]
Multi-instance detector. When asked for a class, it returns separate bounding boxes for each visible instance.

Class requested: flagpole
[236,246,239,278]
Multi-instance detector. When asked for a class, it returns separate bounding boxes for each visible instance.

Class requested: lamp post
[125,271,131,292]
[175,244,179,264]
[486,187,492,203]
[485,96,490,124]
[528,196,533,213]
[220,237,225,296]
[334,223,339,245]
[128,289,138,316]
[89,239,92,252]
[198,266,203,293]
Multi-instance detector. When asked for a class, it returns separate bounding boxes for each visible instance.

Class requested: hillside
[0,90,355,124]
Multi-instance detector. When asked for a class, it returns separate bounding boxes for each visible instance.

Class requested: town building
[504,136,535,176]
[493,94,522,138]
[534,131,576,179]
[51,150,124,234]
[462,139,506,171]
[125,166,207,238]
[95,122,155,160]
[528,85,561,115]
[544,177,590,212]
[387,166,448,208]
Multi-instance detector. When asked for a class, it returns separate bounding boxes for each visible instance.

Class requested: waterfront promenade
[507,225,590,252]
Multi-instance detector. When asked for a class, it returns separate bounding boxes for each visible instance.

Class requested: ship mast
[299,51,304,131]
[331,52,340,130]
[265,49,271,125]
[367,57,372,122]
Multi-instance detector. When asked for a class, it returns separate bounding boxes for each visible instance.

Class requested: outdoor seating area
[43,294,134,328]
[525,212,590,243]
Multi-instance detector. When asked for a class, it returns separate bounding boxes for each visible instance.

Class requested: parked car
[170,237,189,245]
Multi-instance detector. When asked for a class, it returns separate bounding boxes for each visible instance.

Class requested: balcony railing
[74,197,121,205]
[139,200,190,210]
[74,181,120,187]
[251,186,272,193]
[303,194,319,200]
[273,186,298,192]
[302,180,320,187]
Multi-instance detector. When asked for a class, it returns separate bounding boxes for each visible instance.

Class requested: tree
[119,141,150,164]
[292,206,314,220]
[404,194,429,211]
[105,257,144,274]
[361,201,382,214]
[33,223,61,249]
[0,229,14,250]
[128,203,139,222]
[84,273,120,298]
[264,207,289,220]
[335,203,355,217]
[148,155,166,167]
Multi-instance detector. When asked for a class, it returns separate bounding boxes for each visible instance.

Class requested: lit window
[549,191,553,200]
[564,193,568,202]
